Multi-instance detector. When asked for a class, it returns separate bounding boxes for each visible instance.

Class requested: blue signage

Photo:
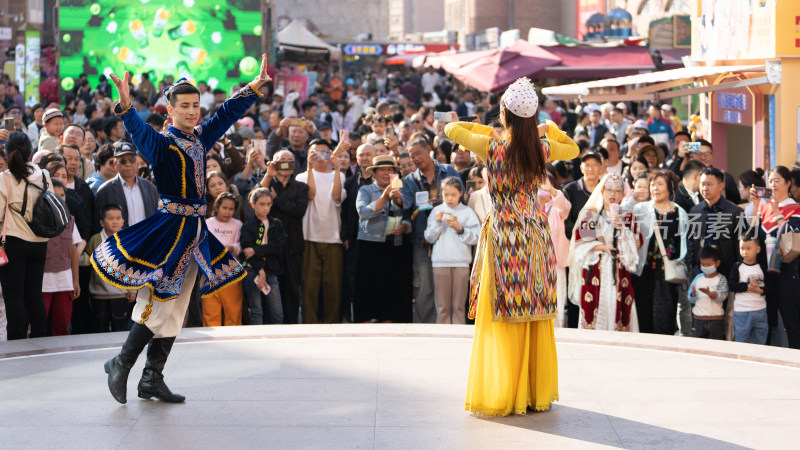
[343,44,383,56]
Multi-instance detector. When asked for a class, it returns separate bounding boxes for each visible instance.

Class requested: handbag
[779,221,800,263]
[0,173,11,266]
[651,207,687,284]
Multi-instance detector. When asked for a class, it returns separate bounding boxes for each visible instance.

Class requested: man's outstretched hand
[250,53,272,90]
[109,71,133,111]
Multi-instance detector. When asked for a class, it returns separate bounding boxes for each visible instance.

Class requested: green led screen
[59,0,263,96]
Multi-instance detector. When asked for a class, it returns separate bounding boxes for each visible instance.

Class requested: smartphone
[287,117,307,127]
[443,213,455,222]
[754,187,772,199]
[687,142,702,152]
[386,125,396,138]
[253,139,267,153]
[3,118,13,131]
[459,116,477,122]
[318,151,332,161]
[433,111,452,122]
[278,161,296,170]
[466,180,477,191]
[339,129,349,141]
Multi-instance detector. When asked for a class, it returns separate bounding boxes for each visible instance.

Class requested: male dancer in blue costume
[94,54,271,404]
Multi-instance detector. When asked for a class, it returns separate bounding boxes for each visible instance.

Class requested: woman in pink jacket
[538,173,571,327]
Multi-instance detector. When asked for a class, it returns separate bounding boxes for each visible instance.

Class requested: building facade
[444,0,575,48]
[274,0,390,40]
[389,0,445,41]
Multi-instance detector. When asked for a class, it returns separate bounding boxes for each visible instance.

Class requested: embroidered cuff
[114,101,133,117]
[248,83,265,98]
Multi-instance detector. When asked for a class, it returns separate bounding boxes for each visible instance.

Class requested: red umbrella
[452,40,561,92]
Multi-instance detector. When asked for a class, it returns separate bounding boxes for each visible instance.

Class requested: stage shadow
[478,404,752,449]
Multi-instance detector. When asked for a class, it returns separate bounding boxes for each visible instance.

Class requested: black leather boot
[103,323,154,404]
[137,337,185,403]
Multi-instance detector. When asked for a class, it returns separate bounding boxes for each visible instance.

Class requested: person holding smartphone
[259,150,308,324]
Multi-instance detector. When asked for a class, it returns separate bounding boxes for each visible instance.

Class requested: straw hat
[364,155,400,177]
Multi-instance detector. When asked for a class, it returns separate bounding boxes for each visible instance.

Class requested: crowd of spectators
[0,65,797,350]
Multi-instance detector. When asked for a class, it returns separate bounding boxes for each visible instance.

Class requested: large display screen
[59,0,263,96]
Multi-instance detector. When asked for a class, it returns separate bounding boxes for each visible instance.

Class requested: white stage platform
[1,324,798,449]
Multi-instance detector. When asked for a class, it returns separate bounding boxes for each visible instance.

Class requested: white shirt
[42,225,83,293]
[606,160,623,175]
[421,72,440,94]
[733,262,766,312]
[295,170,347,244]
[199,91,215,110]
[692,274,725,317]
[122,177,146,226]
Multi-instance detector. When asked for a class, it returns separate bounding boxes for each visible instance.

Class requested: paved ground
[1,324,799,449]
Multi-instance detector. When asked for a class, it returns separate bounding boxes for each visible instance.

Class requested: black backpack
[10,174,71,238]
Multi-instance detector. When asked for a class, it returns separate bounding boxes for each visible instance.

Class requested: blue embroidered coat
[91,84,262,301]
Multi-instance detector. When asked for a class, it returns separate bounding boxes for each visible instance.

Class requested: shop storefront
[544,0,800,172]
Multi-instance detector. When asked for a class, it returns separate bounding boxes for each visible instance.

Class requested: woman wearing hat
[353,155,413,323]
[445,78,579,415]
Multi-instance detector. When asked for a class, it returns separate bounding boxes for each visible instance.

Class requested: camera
[278,161,295,170]
[754,187,772,199]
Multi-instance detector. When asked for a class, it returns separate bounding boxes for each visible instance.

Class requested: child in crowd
[622,173,650,211]
[728,237,770,344]
[424,176,481,324]
[87,204,136,332]
[688,245,729,340]
[241,188,287,325]
[537,174,572,327]
[467,166,490,224]
[42,179,84,336]
[203,192,244,326]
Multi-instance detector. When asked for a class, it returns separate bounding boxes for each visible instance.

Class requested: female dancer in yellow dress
[445,78,578,415]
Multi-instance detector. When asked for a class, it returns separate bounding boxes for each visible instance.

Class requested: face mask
[700,265,716,275]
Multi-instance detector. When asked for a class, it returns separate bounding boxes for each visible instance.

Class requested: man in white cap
[39,108,65,152]
[271,87,285,113]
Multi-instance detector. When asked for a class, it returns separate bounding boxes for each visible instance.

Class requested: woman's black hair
[790,169,800,193]
[739,168,766,189]
[500,105,547,184]
[5,131,33,182]
[770,165,792,184]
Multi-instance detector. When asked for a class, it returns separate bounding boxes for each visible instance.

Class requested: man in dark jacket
[340,143,375,322]
[686,168,744,281]
[260,150,309,324]
[94,143,159,231]
[674,159,705,215]
[588,109,609,147]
